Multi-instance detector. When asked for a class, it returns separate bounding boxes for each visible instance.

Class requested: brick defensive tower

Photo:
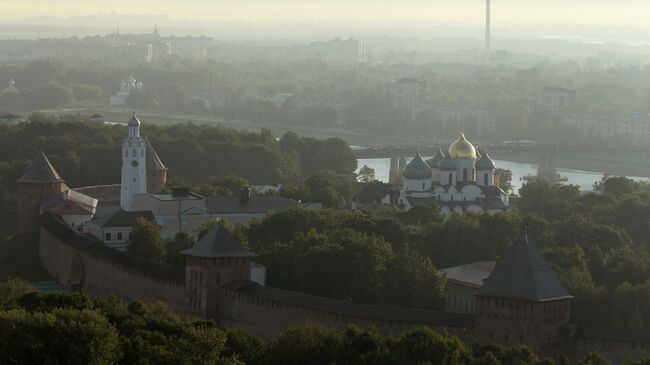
[181,225,255,318]
[17,151,66,233]
[474,230,572,356]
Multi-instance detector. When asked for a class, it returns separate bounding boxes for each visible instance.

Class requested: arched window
[484,173,489,186]
[463,169,468,181]
[132,149,136,157]
[448,173,453,185]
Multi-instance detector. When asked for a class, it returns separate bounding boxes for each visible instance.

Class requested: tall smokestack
[485,0,491,57]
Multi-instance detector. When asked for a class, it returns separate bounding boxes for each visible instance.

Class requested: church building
[388,131,509,215]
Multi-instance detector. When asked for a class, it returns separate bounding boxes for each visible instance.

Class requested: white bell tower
[120,113,147,211]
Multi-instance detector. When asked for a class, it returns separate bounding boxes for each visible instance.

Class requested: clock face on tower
[131,160,138,167]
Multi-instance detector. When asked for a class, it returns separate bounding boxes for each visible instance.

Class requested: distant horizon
[3,0,650,43]
[2,15,650,46]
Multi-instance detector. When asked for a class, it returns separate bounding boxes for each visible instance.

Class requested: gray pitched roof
[479,233,572,302]
[101,210,155,228]
[41,189,98,215]
[144,137,167,171]
[18,150,65,183]
[402,150,432,179]
[181,225,255,258]
[205,195,297,214]
[443,261,495,288]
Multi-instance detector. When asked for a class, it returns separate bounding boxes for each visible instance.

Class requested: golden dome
[448,130,477,159]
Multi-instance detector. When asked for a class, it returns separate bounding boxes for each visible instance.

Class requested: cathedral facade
[389,131,509,215]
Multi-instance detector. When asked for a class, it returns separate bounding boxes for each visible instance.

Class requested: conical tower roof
[402,150,432,179]
[479,230,571,302]
[181,225,255,258]
[476,147,496,170]
[18,150,65,184]
[144,137,167,172]
[427,146,446,168]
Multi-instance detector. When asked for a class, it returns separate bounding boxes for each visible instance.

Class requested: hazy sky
[4,0,650,27]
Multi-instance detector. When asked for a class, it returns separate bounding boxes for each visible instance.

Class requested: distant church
[387,131,509,215]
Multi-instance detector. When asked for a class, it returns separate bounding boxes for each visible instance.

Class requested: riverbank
[41,107,650,179]
[489,150,650,179]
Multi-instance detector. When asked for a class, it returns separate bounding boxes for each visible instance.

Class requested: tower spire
[485,0,491,57]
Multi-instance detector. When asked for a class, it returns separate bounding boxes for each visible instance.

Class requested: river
[357,158,650,193]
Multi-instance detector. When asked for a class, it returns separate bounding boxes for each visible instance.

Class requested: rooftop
[181,225,255,258]
[479,232,572,302]
[443,261,495,288]
[147,192,203,201]
[144,137,167,172]
[205,195,298,214]
[41,189,98,216]
[18,150,65,184]
[101,210,155,228]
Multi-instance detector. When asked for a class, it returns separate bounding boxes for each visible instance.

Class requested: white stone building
[387,131,509,215]
[120,113,148,211]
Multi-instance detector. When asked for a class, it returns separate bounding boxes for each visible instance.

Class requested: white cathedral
[386,131,509,215]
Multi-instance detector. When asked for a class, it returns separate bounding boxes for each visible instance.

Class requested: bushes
[0,308,121,365]
[0,290,580,364]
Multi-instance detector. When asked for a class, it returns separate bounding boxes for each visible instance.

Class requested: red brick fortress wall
[39,213,187,312]
[219,283,475,340]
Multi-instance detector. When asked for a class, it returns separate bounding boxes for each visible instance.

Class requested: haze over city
[3,0,650,43]
[1,1,650,364]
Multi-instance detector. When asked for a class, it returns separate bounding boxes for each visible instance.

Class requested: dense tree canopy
[0,114,356,193]
[3,285,643,365]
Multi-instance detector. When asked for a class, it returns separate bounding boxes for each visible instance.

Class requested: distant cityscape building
[0,111,25,125]
[3,78,19,94]
[109,76,143,107]
[389,78,426,122]
[308,38,368,64]
[567,112,650,145]
[434,106,497,140]
[539,87,577,115]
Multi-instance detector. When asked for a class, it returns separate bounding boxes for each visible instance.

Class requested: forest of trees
[222,176,650,329]
[0,280,647,365]
[0,114,357,192]
[118,175,650,330]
